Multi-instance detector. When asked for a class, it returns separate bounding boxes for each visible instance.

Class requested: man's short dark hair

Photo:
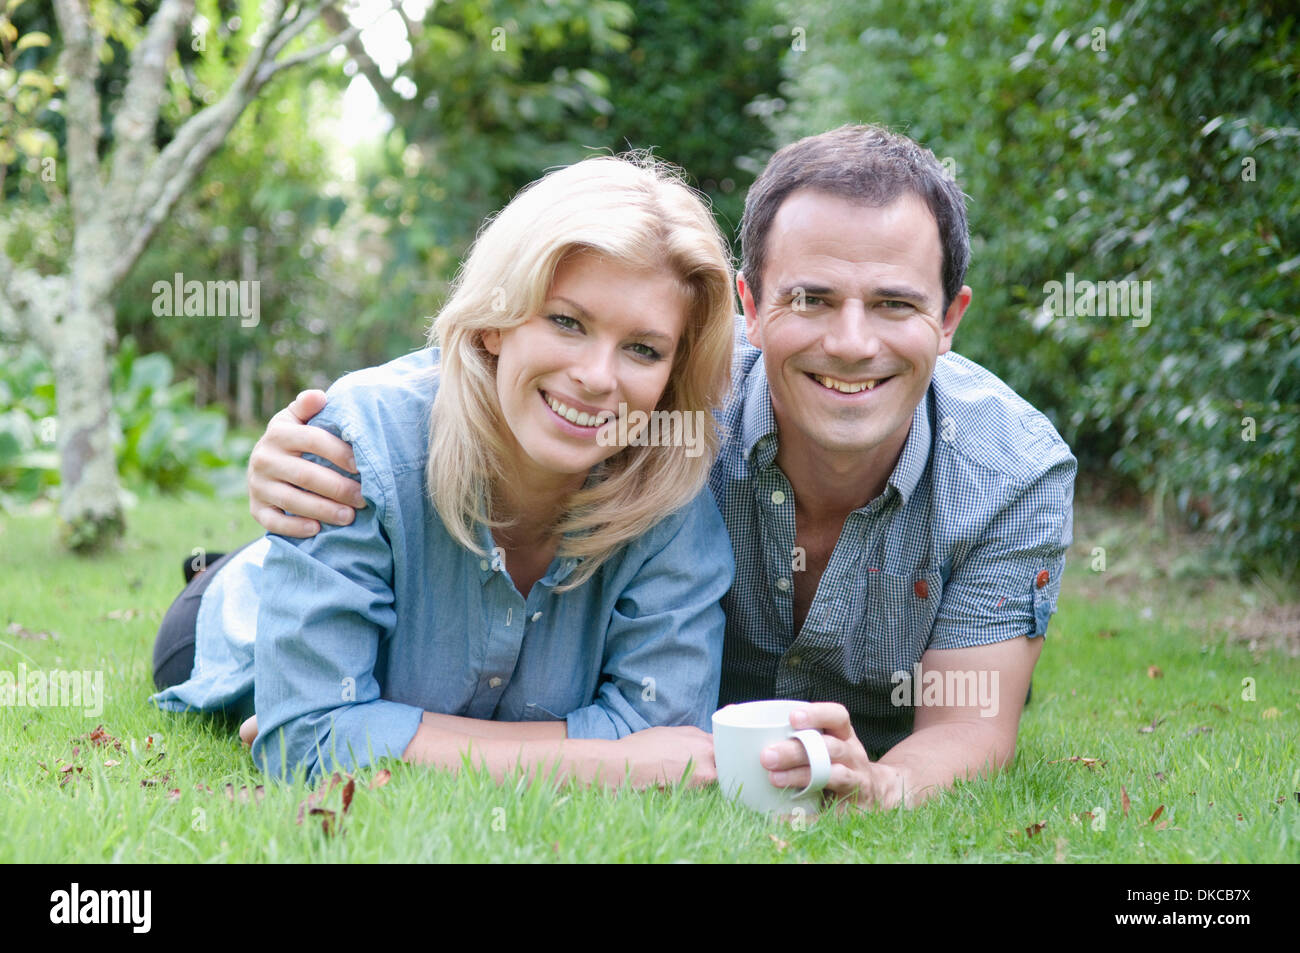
[740,124,970,311]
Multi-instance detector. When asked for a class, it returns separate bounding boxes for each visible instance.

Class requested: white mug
[712,700,832,816]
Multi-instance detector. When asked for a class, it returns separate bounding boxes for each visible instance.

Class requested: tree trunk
[52,287,124,551]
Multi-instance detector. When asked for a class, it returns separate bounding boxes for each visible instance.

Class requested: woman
[150,155,737,788]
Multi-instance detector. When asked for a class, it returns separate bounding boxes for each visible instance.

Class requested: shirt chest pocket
[857,569,944,688]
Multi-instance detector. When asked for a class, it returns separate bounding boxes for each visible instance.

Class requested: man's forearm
[874,720,1012,809]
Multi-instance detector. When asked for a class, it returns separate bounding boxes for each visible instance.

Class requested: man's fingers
[760,734,848,771]
[249,436,364,510]
[250,503,320,539]
[788,702,855,740]
[263,417,359,479]
[287,389,328,425]
[767,762,861,796]
[252,477,358,527]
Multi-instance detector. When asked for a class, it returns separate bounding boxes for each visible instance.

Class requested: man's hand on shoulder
[247,389,366,537]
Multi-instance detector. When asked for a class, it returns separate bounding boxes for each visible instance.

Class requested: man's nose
[569,341,618,394]
[821,299,882,363]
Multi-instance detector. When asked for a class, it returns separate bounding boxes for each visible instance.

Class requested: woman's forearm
[416,710,568,742]
[399,719,717,790]
[400,718,623,786]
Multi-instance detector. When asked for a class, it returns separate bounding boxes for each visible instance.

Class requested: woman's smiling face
[482,251,690,483]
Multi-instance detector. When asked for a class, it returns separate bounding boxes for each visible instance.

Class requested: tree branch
[255,21,360,85]
[321,3,409,121]
[264,3,325,62]
[107,0,196,202]
[106,0,375,288]
[51,0,105,225]
[0,249,65,356]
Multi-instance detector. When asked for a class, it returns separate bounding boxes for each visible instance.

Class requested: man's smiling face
[739,188,971,470]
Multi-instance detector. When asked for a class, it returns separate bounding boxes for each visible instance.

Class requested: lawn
[1,494,1296,863]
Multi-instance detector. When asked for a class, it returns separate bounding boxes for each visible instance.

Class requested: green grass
[1,495,1297,862]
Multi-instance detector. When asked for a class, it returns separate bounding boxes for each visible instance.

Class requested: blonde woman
[150,155,737,788]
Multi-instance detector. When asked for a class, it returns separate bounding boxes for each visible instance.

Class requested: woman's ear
[481,328,502,355]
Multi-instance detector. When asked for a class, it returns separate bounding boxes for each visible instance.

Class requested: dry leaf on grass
[1121,784,1131,817]
[1147,665,1164,679]
[1148,805,1165,824]
[7,622,56,641]
[1047,756,1106,769]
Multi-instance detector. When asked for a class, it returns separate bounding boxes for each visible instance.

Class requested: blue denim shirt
[151,348,734,782]
[710,319,1077,757]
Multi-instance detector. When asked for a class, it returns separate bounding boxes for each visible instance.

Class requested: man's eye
[548,313,581,330]
[881,300,913,310]
[797,295,824,309]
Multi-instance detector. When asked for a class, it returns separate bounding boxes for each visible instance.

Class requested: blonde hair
[426,154,736,589]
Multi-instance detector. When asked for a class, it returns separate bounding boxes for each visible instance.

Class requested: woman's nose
[569,342,618,394]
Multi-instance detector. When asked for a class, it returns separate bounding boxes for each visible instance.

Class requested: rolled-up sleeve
[250,419,423,783]
[928,451,1077,650]
[565,491,735,739]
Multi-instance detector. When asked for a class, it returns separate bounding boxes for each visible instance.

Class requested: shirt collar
[739,356,933,505]
[472,491,586,586]
[887,387,931,506]
[740,357,780,473]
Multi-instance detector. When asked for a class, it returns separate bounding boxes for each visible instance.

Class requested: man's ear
[737,272,763,350]
[937,285,972,356]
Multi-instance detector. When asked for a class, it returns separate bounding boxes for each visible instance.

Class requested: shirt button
[488,676,502,688]
[914,579,929,600]
[1036,570,1050,589]
[788,655,801,667]
[775,577,791,591]
[531,612,542,622]
[480,559,490,571]
[770,489,786,505]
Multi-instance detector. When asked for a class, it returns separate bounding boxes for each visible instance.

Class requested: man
[244,125,1076,810]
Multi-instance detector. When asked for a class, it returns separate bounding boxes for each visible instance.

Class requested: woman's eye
[548,313,581,331]
[628,342,663,361]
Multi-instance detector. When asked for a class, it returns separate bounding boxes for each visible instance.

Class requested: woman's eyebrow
[549,296,676,345]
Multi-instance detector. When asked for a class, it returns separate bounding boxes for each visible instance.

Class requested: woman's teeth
[812,373,886,394]
[545,393,612,428]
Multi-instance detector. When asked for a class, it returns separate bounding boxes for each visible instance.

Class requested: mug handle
[790,728,832,798]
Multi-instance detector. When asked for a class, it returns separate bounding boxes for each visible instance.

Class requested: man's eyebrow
[776,283,835,299]
[774,283,933,306]
[547,296,675,345]
[873,285,932,305]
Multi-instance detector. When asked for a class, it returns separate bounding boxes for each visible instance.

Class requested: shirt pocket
[856,568,944,691]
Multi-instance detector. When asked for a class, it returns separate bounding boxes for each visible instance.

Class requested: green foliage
[772,0,1299,574]
[0,340,250,508]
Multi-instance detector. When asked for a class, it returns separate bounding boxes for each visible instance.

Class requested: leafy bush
[0,339,252,508]
[769,0,1299,576]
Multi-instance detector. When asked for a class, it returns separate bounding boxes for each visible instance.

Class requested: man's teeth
[812,374,884,394]
[545,393,611,428]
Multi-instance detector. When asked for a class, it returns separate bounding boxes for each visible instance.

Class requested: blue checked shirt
[709,323,1077,758]
[151,348,733,782]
